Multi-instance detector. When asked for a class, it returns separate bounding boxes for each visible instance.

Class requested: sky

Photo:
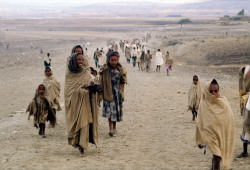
[0,0,208,6]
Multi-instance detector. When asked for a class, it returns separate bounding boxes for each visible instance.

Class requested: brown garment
[165,53,173,66]
[100,65,126,102]
[196,80,235,170]
[242,66,250,136]
[187,76,202,111]
[64,60,99,149]
[43,70,62,111]
[26,87,56,128]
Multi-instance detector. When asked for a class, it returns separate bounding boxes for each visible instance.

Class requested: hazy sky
[0,0,208,6]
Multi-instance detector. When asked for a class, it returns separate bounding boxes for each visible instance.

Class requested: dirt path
[0,47,249,169]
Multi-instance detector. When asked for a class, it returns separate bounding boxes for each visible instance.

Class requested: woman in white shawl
[196,79,235,170]
[155,49,163,72]
[64,53,99,157]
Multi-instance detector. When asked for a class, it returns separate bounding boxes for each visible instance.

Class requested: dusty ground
[0,17,249,169]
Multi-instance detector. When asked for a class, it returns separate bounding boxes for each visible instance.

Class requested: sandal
[237,152,248,158]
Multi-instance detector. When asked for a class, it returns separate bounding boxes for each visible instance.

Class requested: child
[165,51,173,76]
[26,84,56,138]
[100,53,126,137]
[196,79,235,170]
[188,75,202,121]
[43,67,61,116]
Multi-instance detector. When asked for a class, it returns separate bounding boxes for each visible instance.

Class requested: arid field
[0,17,249,169]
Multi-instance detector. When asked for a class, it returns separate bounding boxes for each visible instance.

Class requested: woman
[196,79,235,170]
[165,51,173,76]
[64,53,99,157]
[145,50,152,72]
[238,65,250,158]
[155,49,163,72]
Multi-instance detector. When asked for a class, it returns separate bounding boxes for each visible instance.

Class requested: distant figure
[106,47,113,63]
[165,51,173,76]
[237,66,250,158]
[196,79,235,170]
[125,46,131,63]
[136,46,141,70]
[145,50,152,72]
[131,47,137,67]
[93,48,99,68]
[44,53,51,67]
[98,50,106,68]
[140,51,146,71]
[114,44,118,51]
[84,48,90,61]
[26,84,56,138]
[155,49,163,72]
[188,75,202,121]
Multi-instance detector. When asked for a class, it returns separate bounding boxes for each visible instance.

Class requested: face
[75,47,82,54]
[45,68,52,77]
[38,85,45,95]
[76,55,84,68]
[210,84,219,97]
[110,56,118,68]
[193,77,198,85]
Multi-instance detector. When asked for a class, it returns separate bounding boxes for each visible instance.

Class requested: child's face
[76,55,84,68]
[38,85,45,95]
[75,48,82,54]
[109,56,118,68]
[45,68,52,77]
[209,84,219,97]
[193,77,198,85]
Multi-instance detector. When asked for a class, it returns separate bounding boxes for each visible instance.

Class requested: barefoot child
[188,75,202,121]
[196,79,235,170]
[100,53,126,137]
[165,51,173,76]
[26,84,56,138]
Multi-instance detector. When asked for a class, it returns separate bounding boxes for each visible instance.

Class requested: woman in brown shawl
[64,53,99,157]
[188,75,202,121]
[196,79,235,170]
[26,84,56,138]
[165,51,173,76]
[43,67,62,115]
[237,65,250,158]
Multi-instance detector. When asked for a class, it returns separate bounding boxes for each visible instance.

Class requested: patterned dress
[103,70,123,122]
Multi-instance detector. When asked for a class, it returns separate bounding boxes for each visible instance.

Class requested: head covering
[196,79,235,170]
[188,75,202,110]
[68,53,83,74]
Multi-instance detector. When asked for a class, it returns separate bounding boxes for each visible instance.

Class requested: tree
[178,18,192,30]
[238,9,244,16]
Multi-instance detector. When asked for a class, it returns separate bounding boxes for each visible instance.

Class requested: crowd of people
[26,37,250,170]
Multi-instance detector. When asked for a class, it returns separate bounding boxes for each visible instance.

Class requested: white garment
[246,93,250,111]
[44,56,51,64]
[98,55,106,67]
[155,52,163,65]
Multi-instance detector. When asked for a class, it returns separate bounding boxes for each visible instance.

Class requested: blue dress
[103,69,123,122]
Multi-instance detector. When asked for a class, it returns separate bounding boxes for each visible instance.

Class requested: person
[93,48,99,68]
[44,53,51,67]
[26,84,56,138]
[140,51,146,71]
[68,45,89,68]
[165,51,173,76]
[125,46,131,63]
[106,46,113,63]
[188,75,202,121]
[155,49,163,72]
[237,65,250,158]
[84,48,90,61]
[131,47,137,67]
[136,46,141,71]
[97,50,106,68]
[145,50,152,72]
[196,79,235,170]
[64,53,100,157]
[43,67,62,118]
[100,53,126,137]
